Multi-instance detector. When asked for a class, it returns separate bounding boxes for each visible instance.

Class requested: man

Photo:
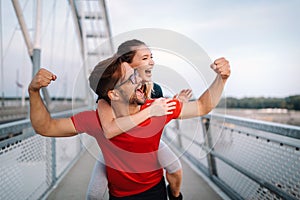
[28,57,230,199]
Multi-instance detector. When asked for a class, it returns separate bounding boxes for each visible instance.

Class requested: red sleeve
[71,110,102,137]
[141,99,182,119]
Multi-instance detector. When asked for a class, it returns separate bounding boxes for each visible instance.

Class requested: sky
[1,0,300,99]
[105,0,300,98]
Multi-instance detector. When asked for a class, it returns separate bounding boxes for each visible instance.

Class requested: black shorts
[109,177,167,200]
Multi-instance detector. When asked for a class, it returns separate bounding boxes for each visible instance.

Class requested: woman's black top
[151,83,163,98]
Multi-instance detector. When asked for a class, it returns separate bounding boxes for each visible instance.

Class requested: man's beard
[129,93,146,105]
[129,83,147,105]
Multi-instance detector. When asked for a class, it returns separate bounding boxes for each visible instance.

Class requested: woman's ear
[108,90,119,101]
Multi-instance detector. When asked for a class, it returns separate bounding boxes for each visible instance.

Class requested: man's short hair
[89,56,123,104]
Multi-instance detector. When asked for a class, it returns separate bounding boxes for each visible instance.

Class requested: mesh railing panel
[210,123,300,199]
[0,129,93,200]
[165,115,300,200]
[215,158,282,200]
[164,118,209,169]
[55,136,81,176]
[0,134,50,200]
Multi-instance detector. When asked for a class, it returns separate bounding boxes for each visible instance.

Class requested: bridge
[1,106,300,200]
[1,1,300,200]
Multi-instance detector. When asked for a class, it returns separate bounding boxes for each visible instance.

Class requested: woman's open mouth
[145,69,152,75]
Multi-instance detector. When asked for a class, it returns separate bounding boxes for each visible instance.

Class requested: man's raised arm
[28,68,77,137]
[178,57,231,118]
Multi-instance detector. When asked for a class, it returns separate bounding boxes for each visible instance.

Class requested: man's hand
[173,89,193,103]
[149,98,176,117]
[210,57,231,80]
[28,68,57,92]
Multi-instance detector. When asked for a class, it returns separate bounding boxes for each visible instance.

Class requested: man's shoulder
[71,110,100,129]
[142,98,181,106]
[73,110,97,118]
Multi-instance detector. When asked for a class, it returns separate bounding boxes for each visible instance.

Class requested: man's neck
[112,101,140,118]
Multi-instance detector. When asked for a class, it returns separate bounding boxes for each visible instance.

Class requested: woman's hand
[149,98,176,116]
[173,89,193,103]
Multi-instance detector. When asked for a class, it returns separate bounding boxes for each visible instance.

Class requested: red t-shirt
[71,99,182,197]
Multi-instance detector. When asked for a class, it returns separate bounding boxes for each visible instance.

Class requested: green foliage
[219,95,300,110]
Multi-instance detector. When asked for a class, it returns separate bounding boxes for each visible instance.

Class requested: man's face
[115,63,147,105]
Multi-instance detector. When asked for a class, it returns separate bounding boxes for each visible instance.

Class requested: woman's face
[130,45,154,82]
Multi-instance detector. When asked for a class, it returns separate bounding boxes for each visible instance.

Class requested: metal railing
[0,107,94,200]
[2,108,300,200]
[163,114,300,200]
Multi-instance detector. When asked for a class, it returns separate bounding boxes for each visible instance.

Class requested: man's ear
[108,90,119,101]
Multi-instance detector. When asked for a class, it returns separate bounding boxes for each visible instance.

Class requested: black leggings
[109,177,167,200]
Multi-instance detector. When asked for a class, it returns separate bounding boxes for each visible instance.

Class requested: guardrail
[2,108,300,200]
[0,107,95,200]
[163,114,300,200]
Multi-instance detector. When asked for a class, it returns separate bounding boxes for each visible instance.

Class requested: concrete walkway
[47,142,224,200]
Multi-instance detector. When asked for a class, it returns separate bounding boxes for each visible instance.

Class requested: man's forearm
[178,57,230,119]
[29,89,52,135]
[197,75,226,115]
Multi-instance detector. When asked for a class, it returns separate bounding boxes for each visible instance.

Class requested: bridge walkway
[47,141,224,200]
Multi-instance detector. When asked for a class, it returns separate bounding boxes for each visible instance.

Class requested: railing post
[202,117,218,178]
[175,120,183,148]
[51,138,57,187]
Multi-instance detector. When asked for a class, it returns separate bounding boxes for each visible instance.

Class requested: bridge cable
[49,0,57,69]
[62,4,71,101]
[40,0,57,69]
[2,0,30,62]
[0,0,4,106]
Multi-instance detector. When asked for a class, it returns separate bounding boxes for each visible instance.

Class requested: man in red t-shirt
[71,99,181,199]
[28,56,230,199]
